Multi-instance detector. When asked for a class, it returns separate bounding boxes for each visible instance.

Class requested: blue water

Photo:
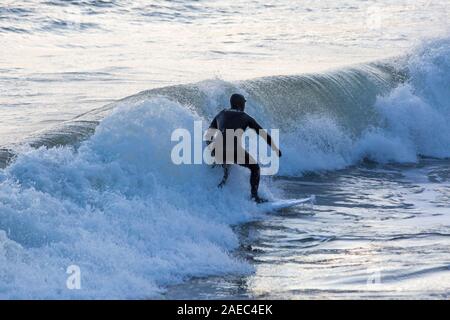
[0,1,449,299]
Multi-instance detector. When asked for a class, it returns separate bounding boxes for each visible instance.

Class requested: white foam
[1,39,449,299]
[0,97,261,299]
[278,39,450,175]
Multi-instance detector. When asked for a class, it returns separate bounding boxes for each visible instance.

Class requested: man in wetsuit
[206,93,281,203]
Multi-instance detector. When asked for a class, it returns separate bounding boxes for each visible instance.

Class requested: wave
[0,38,449,298]
[7,38,450,171]
[0,97,263,299]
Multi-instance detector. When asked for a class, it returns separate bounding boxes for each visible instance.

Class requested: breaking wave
[0,38,449,298]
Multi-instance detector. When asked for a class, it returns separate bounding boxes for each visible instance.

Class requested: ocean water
[0,0,449,299]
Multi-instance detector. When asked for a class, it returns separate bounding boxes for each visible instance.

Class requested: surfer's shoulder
[223,108,245,114]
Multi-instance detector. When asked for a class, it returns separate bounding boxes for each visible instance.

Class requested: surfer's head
[230,93,246,111]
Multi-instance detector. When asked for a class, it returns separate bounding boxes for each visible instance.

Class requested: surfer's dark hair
[230,93,246,110]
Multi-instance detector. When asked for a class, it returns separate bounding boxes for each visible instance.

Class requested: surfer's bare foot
[252,195,268,203]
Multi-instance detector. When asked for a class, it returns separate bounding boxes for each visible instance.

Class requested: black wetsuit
[208,108,275,198]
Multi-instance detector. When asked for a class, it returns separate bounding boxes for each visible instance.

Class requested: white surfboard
[261,195,316,212]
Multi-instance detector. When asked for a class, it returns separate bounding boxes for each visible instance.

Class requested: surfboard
[260,195,316,212]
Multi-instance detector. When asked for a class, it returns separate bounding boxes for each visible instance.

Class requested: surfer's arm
[248,117,281,157]
[209,116,218,130]
[204,115,219,146]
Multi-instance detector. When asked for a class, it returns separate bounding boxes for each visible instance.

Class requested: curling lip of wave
[0,59,407,169]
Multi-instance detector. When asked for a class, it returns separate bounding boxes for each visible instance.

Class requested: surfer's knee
[250,163,260,175]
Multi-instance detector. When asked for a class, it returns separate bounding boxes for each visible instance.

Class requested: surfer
[206,93,281,203]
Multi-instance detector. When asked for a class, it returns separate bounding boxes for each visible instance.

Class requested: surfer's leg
[238,151,265,202]
[247,163,260,198]
[218,164,230,188]
[214,144,228,188]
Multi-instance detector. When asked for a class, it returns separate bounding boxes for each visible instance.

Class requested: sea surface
[0,0,449,299]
